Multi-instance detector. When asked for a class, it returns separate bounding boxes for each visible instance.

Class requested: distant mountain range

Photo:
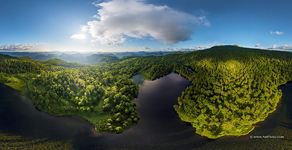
[112,51,184,59]
[0,51,191,64]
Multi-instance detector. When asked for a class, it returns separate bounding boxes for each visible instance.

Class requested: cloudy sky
[0,0,291,52]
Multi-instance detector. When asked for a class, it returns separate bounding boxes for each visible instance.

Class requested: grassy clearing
[4,79,28,96]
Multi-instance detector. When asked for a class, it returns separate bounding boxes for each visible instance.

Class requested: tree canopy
[2,46,292,137]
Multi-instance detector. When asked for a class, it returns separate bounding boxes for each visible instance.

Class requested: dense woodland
[1,46,292,138]
[173,46,292,138]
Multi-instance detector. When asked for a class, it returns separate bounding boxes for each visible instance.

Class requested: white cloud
[92,15,100,19]
[70,34,86,39]
[278,45,292,49]
[213,41,219,46]
[267,44,277,49]
[260,44,292,50]
[0,43,42,51]
[173,45,208,51]
[275,44,292,50]
[270,31,284,35]
[143,47,150,49]
[195,46,207,49]
[255,43,261,47]
[79,0,209,45]
[164,48,174,51]
[205,41,219,48]
[80,25,89,32]
[177,48,195,51]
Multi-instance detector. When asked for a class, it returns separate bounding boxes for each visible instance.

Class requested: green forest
[1,45,292,138]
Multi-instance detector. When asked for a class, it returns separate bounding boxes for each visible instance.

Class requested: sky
[0,0,291,52]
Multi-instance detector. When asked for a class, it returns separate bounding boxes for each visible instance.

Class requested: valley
[1,46,292,148]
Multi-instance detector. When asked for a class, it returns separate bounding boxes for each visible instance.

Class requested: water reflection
[1,73,291,149]
[132,74,144,85]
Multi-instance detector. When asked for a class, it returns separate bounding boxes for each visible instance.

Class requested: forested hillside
[2,46,292,138]
[45,58,86,67]
[0,54,139,133]
[0,54,64,86]
[173,46,292,138]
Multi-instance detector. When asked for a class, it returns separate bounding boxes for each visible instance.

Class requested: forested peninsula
[1,45,292,138]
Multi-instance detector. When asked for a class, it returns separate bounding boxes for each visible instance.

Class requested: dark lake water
[1,73,291,149]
